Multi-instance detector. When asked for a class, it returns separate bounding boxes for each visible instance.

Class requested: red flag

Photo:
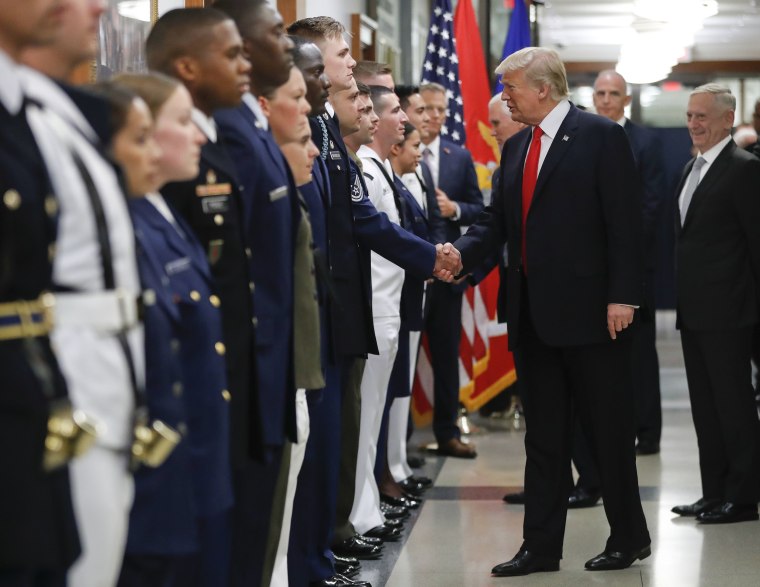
[453,0,496,166]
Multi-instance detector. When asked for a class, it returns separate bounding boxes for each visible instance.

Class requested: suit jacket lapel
[532,106,579,201]
[681,140,735,229]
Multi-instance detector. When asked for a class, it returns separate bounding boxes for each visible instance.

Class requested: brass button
[215,342,226,356]
[189,290,201,302]
[251,317,258,327]
[172,382,183,397]
[44,196,58,217]
[336,165,341,171]
[221,389,231,402]
[245,248,252,259]
[48,243,56,262]
[209,294,221,308]
[177,422,188,435]
[214,214,224,226]
[3,189,21,210]
[249,281,255,293]
[143,289,156,306]
[170,339,180,353]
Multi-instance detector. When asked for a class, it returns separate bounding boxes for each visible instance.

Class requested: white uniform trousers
[388,330,421,483]
[67,446,133,587]
[270,388,310,586]
[349,316,401,535]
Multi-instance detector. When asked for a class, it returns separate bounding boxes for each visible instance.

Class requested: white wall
[301,0,365,32]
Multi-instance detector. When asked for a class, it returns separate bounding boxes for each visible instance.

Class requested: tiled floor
[359,313,760,586]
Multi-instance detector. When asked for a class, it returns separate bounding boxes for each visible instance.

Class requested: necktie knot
[693,156,706,171]
[532,126,544,143]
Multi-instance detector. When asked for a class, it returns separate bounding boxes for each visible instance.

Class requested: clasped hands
[433,242,463,282]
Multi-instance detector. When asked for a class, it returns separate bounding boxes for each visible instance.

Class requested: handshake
[432,242,463,282]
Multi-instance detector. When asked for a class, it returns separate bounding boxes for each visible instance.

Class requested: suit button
[221,389,231,402]
[143,289,156,306]
[3,189,21,210]
[245,248,252,259]
[190,290,201,302]
[177,422,188,435]
[44,196,58,217]
[48,243,56,262]
[214,214,224,226]
[249,281,255,293]
[172,382,183,397]
[209,294,221,307]
[170,339,180,353]
[337,165,341,171]
[215,342,226,356]
[251,317,258,327]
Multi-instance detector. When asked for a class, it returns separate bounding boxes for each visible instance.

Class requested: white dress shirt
[21,67,142,449]
[533,99,571,174]
[242,92,268,130]
[401,165,426,214]
[357,144,405,319]
[678,134,733,212]
[192,107,218,143]
[0,50,23,115]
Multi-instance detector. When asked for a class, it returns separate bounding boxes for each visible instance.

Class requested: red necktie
[521,126,543,272]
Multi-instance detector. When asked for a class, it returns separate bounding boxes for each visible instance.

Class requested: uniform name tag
[165,257,191,275]
[201,195,229,214]
[269,186,288,201]
[329,151,342,160]
[196,183,232,197]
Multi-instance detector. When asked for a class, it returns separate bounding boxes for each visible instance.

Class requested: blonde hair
[495,47,569,101]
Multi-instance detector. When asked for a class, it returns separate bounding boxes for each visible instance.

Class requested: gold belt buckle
[131,418,182,469]
[43,399,101,471]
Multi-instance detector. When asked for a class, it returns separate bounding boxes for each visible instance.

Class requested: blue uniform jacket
[126,198,233,555]
[215,103,298,447]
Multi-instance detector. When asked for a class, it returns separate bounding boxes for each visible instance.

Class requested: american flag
[420,0,466,146]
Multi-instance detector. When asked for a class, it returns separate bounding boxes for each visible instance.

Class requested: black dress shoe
[491,550,560,577]
[568,486,602,509]
[334,562,359,578]
[364,524,402,541]
[334,573,371,586]
[333,554,359,566]
[384,518,403,528]
[585,545,651,570]
[356,534,382,545]
[311,574,371,587]
[635,440,660,455]
[380,494,420,509]
[696,502,759,524]
[407,455,426,468]
[671,497,721,517]
[380,503,410,519]
[332,536,383,560]
[503,490,525,504]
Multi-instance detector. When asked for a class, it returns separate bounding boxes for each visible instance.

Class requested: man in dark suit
[0,4,82,585]
[453,47,650,576]
[670,84,760,524]
[419,82,484,458]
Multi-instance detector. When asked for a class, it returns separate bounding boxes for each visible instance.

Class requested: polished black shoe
[380,503,410,519]
[503,490,525,504]
[585,545,651,571]
[671,497,721,517]
[384,518,403,528]
[407,455,426,468]
[380,494,420,509]
[491,550,560,577]
[568,486,602,509]
[364,524,402,542]
[356,534,382,545]
[332,536,383,560]
[696,502,759,524]
[333,554,359,566]
[334,562,359,578]
[635,440,660,455]
[311,574,371,586]
[409,475,433,487]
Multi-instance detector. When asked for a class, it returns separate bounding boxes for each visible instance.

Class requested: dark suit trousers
[333,357,365,543]
[680,327,760,503]
[288,362,344,584]
[426,282,463,444]
[517,302,649,558]
[0,571,64,587]
[229,446,284,587]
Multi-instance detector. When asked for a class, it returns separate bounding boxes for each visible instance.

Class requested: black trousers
[680,326,760,503]
[0,571,64,587]
[517,303,649,558]
[426,282,463,444]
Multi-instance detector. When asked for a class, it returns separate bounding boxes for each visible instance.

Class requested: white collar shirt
[534,99,571,174]
[192,108,217,143]
[243,92,268,130]
[421,134,441,187]
[678,134,733,209]
[0,50,23,115]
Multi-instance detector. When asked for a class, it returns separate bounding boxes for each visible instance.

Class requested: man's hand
[607,304,634,340]
[436,188,457,218]
[433,242,463,282]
